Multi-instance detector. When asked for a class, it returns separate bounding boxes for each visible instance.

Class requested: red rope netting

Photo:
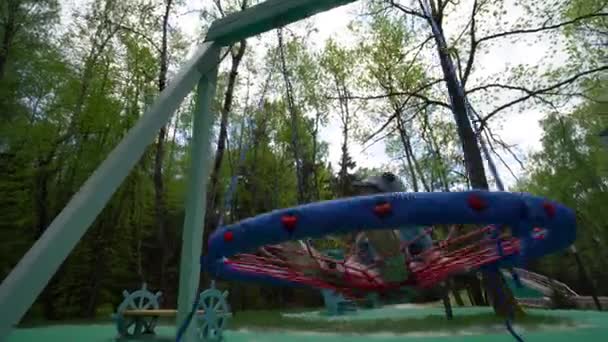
[223,225,521,298]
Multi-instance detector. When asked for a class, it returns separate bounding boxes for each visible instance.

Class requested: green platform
[8,307,608,342]
[505,276,546,299]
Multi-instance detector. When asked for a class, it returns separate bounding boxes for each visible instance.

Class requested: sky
[173,0,558,190]
[286,1,567,190]
[173,2,395,175]
[61,0,568,190]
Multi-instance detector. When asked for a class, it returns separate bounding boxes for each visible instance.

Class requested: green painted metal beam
[176,58,219,341]
[0,41,221,341]
[205,0,356,45]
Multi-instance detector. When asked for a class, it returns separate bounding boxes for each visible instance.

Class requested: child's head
[352,172,405,195]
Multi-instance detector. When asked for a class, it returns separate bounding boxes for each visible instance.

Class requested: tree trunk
[278,29,306,203]
[465,275,486,305]
[205,40,247,234]
[426,8,521,316]
[249,128,261,216]
[35,166,50,240]
[165,109,182,177]
[432,41,487,190]
[396,114,420,192]
[33,147,68,320]
[334,79,354,197]
[85,191,126,317]
[420,110,449,191]
[406,140,430,192]
[482,271,525,317]
[34,160,56,319]
[310,111,322,201]
[339,123,350,195]
[466,287,475,305]
[0,0,17,82]
[128,177,145,282]
[441,282,453,320]
[85,229,105,318]
[245,69,272,215]
[448,277,466,306]
[571,245,602,311]
[452,288,465,306]
[154,0,173,291]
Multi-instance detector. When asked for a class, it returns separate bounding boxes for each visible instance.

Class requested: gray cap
[353,172,405,193]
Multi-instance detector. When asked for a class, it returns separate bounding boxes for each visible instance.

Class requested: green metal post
[176,51,220,341]
[0,42,220,341]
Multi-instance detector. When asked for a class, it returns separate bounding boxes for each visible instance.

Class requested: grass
[228,310,574,334]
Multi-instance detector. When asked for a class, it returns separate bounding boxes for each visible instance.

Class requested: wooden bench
[122,309,228,317]
[112,284,231,341]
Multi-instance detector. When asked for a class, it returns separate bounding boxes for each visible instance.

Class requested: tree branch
[116,24,161,53]
[362,125,399,152]
[468,83,538,94]
[388,0,428,19]
[330,79,450,109]
[476,12,608,46]
[468,82,564,109]
[213,0,226,17]
[360,101,415,146]
[483,128,520,183]
[440,0,452,14]
[342,93,450,109]
[462,0,478,86]
[359,4,393,18]
[428,0,439,18]
[361,96,427,147]
[479,65,608,126]
[543,91,608,103]
[401,35,434,63]
[453,48,464,84]
[483,123,525,170]
[399,35,435,76]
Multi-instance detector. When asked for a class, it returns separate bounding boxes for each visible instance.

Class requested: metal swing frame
[0,1,357,341]
[1,0,524,339]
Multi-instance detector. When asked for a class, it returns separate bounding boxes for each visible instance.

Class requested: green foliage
[350,8,467,192]
[319,38,360,196]
[563,0,607,64]
[516,93,608,294]
[516,5,607,297]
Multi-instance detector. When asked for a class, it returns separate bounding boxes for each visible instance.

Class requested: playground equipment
[112,284,231,341]
[321,289,358,315]
[0,1,581,342]
[504,268,608,310]
[113,284,162,337]
[506,268,579,298]
[203,191,576,301]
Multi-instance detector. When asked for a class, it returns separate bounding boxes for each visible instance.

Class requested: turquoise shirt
[397,226,432,250]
